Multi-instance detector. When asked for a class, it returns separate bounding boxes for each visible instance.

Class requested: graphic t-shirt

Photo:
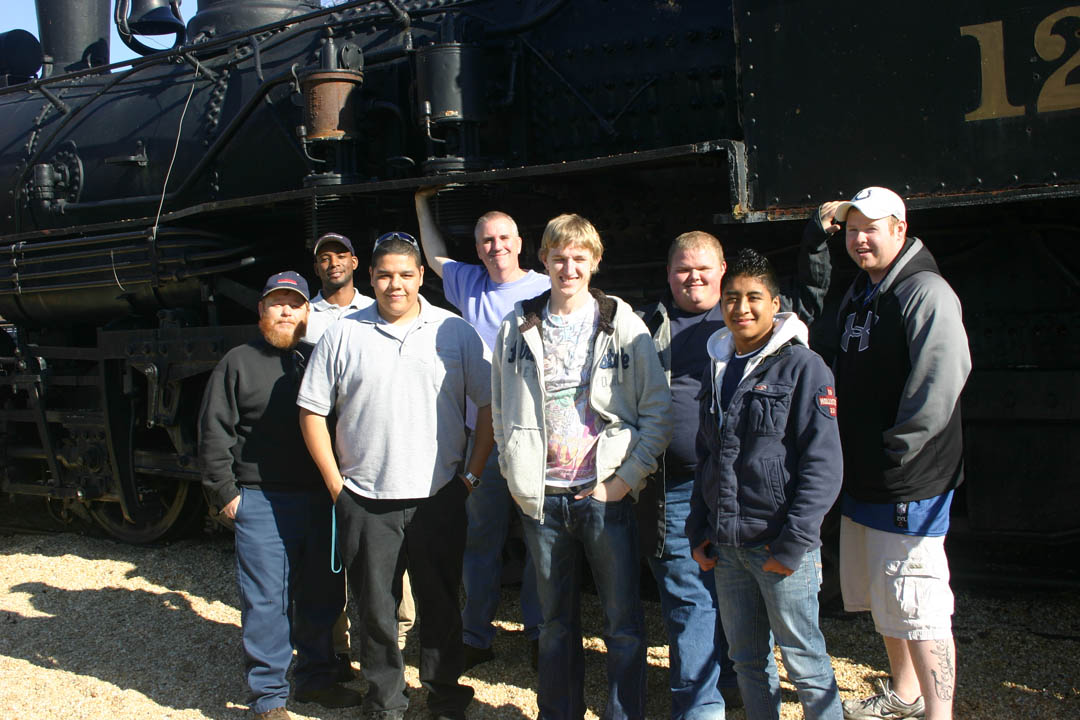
[541,299,602,487]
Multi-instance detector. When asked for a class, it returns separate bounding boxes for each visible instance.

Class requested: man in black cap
[301,232,380,676]
[303,232,375,346]
[199,271,362,720]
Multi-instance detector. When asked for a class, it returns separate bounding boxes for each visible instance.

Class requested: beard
[259,315,307,350]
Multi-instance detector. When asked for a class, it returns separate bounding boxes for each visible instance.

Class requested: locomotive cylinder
[414,43,486,174]
[300,71,364,140]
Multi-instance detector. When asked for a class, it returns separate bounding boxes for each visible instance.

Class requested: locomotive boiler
[0,0,1077,547]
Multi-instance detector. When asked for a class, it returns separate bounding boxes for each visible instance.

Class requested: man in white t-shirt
[415,188,549,668]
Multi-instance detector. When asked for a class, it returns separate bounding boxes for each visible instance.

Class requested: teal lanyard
[330,505,342,574]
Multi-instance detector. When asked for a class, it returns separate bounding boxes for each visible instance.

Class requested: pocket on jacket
[763,456,787,510]
[501,425,543,492]
[597,423,636,481]
[747,385,792,435]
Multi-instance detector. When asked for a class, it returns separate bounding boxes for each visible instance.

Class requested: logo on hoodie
[599,348,630,370]
[507,340,535,364]
[840,311,875,353]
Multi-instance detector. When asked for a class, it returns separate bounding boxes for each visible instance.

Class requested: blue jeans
[521,493,646,720]
[463,447,541,647]
[711,546,841,720]
[234,488,342,714]
[646,476,737,720]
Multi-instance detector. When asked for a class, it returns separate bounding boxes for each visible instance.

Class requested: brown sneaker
[253,708,291,720]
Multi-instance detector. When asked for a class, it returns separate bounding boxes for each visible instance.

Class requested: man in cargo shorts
[819,187,971,720]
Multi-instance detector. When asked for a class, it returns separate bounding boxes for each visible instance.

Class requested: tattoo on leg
[929,639,955,701]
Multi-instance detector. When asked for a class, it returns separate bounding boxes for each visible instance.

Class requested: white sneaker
[842,678,926,719]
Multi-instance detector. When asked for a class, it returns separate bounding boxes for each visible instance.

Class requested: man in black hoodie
[199,272,362,720]
[815,188,970,720]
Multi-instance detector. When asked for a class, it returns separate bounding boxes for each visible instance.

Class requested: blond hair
[538,214,603,270]
[667,230,724,266]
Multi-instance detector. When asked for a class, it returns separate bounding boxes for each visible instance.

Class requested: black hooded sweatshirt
[833,236,971,504]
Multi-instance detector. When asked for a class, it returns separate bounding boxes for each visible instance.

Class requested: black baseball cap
[313,232,355,256]
[261,271,310,301]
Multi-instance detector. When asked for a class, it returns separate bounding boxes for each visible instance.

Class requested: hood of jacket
[706,312,809,407]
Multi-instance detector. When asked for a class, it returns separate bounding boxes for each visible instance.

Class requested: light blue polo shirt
[442,261,550,351]
[297,296,491,499]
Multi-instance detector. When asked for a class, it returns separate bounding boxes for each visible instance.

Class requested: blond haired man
[491,214,671,719]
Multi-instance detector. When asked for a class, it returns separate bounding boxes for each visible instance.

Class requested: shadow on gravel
[7,581,245,720]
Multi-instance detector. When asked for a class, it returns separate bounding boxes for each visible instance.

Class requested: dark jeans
[521,493,646,720]
[233,487,341,714]
[334,479,474,718]
[463,446,542,647]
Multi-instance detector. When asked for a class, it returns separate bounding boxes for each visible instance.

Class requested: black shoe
[462,644,495,671]
[295,683,363,708]
[720,685,744,710]
[336,652,357,682]
[529,638,539,670]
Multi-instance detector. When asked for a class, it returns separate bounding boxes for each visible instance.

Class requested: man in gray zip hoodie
[491,213,671,720]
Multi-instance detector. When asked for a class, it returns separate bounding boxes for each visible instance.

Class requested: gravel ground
[1,517,1078,719]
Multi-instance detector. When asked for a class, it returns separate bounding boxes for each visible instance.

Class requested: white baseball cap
[835,186,906,223]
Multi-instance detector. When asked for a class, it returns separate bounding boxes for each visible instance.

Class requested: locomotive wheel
[89,478,205,544]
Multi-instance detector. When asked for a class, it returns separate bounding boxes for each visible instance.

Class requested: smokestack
[36,0,111,77]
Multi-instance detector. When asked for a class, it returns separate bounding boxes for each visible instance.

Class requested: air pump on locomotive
[0,0,1077,547]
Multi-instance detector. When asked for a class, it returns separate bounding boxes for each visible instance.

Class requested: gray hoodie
[491,289,673,521]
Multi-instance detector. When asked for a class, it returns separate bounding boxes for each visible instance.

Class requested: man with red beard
[199,271,361,720]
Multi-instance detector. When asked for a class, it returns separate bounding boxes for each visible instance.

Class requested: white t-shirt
[541,298,602,488]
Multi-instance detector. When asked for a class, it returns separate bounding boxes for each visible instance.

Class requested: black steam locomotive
[0,0,1077,544]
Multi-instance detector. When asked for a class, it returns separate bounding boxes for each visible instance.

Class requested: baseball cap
[313,232,355,256]
[835,186,906,223]
[261,271,310,301]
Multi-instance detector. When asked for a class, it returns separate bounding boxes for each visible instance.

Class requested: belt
[544,480,597,496]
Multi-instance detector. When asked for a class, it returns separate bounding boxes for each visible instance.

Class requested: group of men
[198,185,970,720]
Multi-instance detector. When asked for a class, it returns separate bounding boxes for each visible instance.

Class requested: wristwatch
[461,470,481,489]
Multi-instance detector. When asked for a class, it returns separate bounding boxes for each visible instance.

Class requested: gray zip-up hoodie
[491,288,673,521]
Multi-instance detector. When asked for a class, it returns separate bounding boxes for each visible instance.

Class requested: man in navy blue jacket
[637,227,831,719]
[690,249,843,720]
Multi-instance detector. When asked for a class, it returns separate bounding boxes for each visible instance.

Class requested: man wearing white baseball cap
[805,188,970,720]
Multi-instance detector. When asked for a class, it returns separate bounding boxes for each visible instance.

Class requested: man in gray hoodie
[491,213,671,720]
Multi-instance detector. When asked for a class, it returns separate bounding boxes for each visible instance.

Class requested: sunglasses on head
[374,231,420,252]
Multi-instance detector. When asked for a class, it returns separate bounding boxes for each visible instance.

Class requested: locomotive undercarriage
[0,306,263,541]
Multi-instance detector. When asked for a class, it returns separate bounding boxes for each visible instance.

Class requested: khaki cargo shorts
[839,515,954,640]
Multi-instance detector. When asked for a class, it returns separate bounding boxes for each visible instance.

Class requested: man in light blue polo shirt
[416,187,549,669]
[298,232,494,720]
